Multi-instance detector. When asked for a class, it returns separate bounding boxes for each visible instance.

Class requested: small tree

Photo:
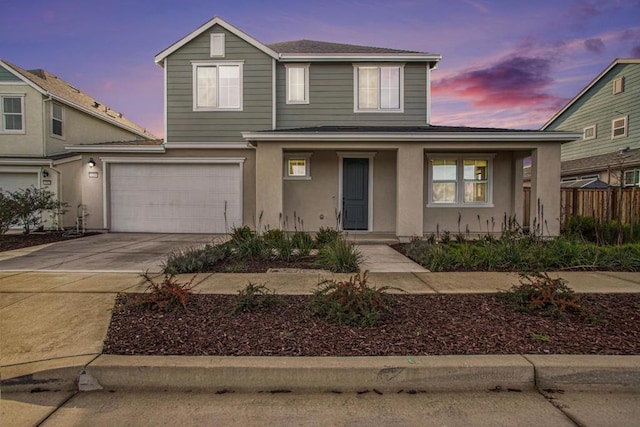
[0,193,18,235]
[9,186,67,234]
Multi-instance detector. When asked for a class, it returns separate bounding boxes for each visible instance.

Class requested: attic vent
[93,101,100,108]
[613,76,624,94]
[210,33,225,57]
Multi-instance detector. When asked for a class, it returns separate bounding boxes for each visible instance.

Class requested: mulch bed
[104,293,640,356]
[0,231,99,252]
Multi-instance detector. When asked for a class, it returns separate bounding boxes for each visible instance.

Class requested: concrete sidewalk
[1,269,640,425]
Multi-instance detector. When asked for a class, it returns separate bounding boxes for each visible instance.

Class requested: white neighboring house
[0,59,157,229]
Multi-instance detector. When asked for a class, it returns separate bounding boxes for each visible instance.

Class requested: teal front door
[342,158,369,230]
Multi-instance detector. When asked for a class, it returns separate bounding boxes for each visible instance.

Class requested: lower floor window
[429,156,492,205]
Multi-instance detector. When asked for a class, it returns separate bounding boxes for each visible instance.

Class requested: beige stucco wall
[0,85,44,156]
[77,149,256,231]
[423,151,519,235]
[281,149,397,232]
[55,159,83,229]
[44,102,144,155]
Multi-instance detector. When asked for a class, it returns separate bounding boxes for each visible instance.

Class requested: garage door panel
[0,172,38,194]
[110,163,242,233]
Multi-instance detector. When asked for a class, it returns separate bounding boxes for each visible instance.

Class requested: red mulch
[0,231,99,252]
[104,293,640,356]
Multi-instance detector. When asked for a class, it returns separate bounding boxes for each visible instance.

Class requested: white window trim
[1,94,25,134]
[613,76,624,94]
[583,124,596,140]
[283,152,312,180]
[210,33,225,57]
[353,63,405,113]
[51,102,65,140]
[191,61,244,112]
[285,64,310,105]
[426,154,495,208]
[623,169,637,187]
[611,116,628,139]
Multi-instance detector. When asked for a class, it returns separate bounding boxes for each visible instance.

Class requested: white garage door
[0,172,38,194]
[109,163,242,233]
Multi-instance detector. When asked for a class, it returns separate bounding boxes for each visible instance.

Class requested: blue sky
[2,0,639,137]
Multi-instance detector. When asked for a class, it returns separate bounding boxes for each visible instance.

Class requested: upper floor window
[51,103,64,138]
[210,33,225,57]
[354,64,404,112]
[286,64,309,104]
[192,62,243,111]
[613,76,624,94]
[612,116,628,139]
[428,155,493,206]
[583,125,596,140]
[1,95,25,133]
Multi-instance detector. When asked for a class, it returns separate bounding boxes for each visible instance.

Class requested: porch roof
[242,125,581,143]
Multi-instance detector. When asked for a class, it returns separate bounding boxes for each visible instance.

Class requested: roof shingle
[267,39,428,55]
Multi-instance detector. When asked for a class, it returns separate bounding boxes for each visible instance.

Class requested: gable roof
[542,58,640,130]
[154,16,441,65]
[561,147,640,176]
[155,16,279,64]
[0,59,156,139]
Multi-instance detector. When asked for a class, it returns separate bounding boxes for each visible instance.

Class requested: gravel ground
[104,293,640,356]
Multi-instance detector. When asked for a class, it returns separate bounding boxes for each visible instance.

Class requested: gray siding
[547,63,640,161]
[0,65,20,81]
[166,26,273,142]
[276,62,428,128]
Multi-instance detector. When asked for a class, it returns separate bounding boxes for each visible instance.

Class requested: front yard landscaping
[0,230,97,252]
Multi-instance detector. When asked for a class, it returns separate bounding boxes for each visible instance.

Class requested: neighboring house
[543,58,640,187]
[65,16,579,238]
[0,59,157,228]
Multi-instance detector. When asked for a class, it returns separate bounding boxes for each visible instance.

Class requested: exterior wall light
[88,158,96,168]
[41,169,49,178]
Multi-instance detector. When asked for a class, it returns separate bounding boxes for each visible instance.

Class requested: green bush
[315,238,362,272]
[564,216,640,245]
[0,193,17,235]
[231,282,282,314]
[163,244,230,274]
[314,227,342,247]
[310,272,393,327]
[499,272,590,319]
[8,186,67,233]
[291,231,314,256]
[228,226,266,259]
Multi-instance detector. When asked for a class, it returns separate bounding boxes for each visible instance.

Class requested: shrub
[163,244,230,274]
[0,193,17,235]
[310,272,394,327]
[262,229,285,247]
[231,282,282,314]
[228,226,266,259]
[291,231,314,256]
[315,238,362,272]
[138,272,195,311]
[315,227,342,247]
[499,272,590,319]
[8,186,68,234]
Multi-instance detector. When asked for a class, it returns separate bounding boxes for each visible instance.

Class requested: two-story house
[66,16,579,238]
[0,59,156,228]
[543,58,640,187]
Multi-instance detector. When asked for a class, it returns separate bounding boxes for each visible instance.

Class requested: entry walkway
[357,244,428,272]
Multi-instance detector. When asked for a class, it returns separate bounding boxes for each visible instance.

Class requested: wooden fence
[523,187,640,229]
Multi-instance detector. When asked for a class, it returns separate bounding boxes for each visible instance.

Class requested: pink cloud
[432,56,567,112]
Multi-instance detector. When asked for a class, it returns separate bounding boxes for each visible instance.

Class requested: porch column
[255,143,283,230]
[529,144,561,236]
[396,144,424,240]
[511,154,525,223]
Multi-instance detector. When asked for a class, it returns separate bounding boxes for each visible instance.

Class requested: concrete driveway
[0,233,220,272]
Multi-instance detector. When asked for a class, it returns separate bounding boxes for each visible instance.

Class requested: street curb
[3,355,639,394]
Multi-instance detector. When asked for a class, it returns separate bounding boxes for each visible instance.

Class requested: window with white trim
[51,102,64,137]
[1,95,25,133]
[354,64,403,112]
[583,125,596,140]
[286,64,309,104]
[192,62,243,111]
[623,169,640,187]
[284,153,312,179]
[613,76,624,94]
[428,156,493,206]
[612,116,628,139]
[210,33,225,57]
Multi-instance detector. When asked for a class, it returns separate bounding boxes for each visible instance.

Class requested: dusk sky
[2,0,639,138]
